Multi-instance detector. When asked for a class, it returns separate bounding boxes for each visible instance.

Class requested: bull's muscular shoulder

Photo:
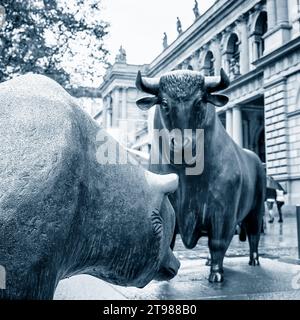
[0,74,88,269]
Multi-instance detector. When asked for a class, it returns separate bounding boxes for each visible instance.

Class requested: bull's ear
[206,94,229,107]
[136,96,159,110]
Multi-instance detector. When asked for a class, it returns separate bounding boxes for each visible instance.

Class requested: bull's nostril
[168,266,178,277]
[169,268,176,276]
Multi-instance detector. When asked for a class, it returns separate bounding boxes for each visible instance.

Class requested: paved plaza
[55,214,300,300]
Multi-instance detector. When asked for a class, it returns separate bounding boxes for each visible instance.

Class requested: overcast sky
[102,0,216,65]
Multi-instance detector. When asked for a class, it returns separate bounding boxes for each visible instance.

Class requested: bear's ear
[136,96,159,110]
[206,93,229,107]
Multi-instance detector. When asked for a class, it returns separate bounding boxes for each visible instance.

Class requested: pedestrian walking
[266,187,276,223]
[276,189,285,223]
[266,175,286,224]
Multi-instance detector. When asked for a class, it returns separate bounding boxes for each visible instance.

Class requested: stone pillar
[220,33,228,75]
[238,16,249,74]
[112,88,120,127]
[210,37,222,73]
[214,53,221,73]
[266,0,277,29]
[232,106,243,147]
[276,0,289,25]
[121,87,127,119]
[102,96,108,128]
[213,43,222,73]
[226,108,233,137]
[264,0,290,52]
[119,87,128,144]
[106,94,112,128]
[291,0,300,39]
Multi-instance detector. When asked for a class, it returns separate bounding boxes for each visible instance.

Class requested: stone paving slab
[54,257,300,300]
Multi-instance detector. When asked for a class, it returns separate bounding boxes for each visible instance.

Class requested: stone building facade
[98,0,300,205]
[98,50,151,150]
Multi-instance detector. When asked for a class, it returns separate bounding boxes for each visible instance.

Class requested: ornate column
[112,88,120,127]
[214,53,221,73]
[201,43,211,75]
[106,94,112,128]
[220,31,230,75]
[276,0,289,25]
[121,87,127,119]
[232,106,243,147]
[198,47,207,75]
[292,0,300,38]
[211,36,222,72]
[264,0,290,52]
[226,108,233,137]
[237,15,249,74]
[102,96,108,128]
[266,0,277,29]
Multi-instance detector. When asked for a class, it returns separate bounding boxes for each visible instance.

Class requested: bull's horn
[136,71,160,95]
[145,171,179,194]
[204,68,230,92]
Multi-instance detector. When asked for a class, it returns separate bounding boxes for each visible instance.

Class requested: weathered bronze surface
[136,69,266,283]
[0,74,180,299]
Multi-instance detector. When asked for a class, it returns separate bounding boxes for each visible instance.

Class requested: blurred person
[266,187,276,223]
[276,189,285,223]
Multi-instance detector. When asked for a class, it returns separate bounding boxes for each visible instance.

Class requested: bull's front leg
[205,253,212,266]
[170,221,179,250]
[208,213,235,283]
[207,239,227,283]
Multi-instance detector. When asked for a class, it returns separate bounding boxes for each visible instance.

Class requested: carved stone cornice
[202,43,210,51]
[237,13,248,24]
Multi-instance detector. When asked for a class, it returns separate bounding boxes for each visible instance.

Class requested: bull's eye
[161,100,170,113]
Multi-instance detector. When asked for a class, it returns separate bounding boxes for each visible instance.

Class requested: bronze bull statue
[135,69,266,283]
[0,74,180,299]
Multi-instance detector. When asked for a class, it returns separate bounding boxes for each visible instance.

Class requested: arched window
[227,33,240,79]
[253,11,268,59]
[203,51,215,76]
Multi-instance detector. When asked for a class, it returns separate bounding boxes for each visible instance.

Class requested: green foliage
[0,0,109,88]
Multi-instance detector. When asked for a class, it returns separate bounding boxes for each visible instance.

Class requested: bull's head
[136,69,230,132]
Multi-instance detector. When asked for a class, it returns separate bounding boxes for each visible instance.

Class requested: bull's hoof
[208,271,224,283]
[249,258,260,266]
